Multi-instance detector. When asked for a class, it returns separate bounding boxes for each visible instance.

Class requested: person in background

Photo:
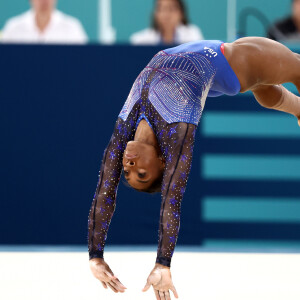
[267,0,300,42]
[130,0,204,45]
[1,0,88,44]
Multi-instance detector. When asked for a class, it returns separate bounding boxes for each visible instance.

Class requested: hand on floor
[142,263,179,300]
[89,258,127,293]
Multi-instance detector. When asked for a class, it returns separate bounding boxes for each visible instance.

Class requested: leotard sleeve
[88,117,133,260]
[155,122,197,267]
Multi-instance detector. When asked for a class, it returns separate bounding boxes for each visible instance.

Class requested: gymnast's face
[122,141,165,191]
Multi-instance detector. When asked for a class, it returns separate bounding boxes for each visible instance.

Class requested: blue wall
[1,45,300,247]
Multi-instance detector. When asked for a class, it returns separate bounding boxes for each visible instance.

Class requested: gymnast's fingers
[111,277,127,291]
[107,282,118,293]
[104,270,115,280]
[170,285,179,298]
[109,278,126,293]
[98,272,111,282]
[165,290,171,300]
[101,281,107,289]
[142,280,151,292]
[154,288,161,300]
[159,290,165,300]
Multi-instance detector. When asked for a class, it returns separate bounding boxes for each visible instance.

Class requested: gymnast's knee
[252,85,284,109]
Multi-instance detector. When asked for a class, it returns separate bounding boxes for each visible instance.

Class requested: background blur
[0,0,294,43]
[1,0,300,258]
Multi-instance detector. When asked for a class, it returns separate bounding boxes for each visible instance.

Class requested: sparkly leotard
[88,40,240,267]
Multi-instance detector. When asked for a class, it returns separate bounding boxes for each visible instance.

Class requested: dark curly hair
[152,0,189,30]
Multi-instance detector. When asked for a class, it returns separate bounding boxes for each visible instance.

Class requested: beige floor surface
[0,251,300,300]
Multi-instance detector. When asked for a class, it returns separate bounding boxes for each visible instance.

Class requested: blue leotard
[119,40,240,125]
[88,41,240,268]
[163,40,240,97]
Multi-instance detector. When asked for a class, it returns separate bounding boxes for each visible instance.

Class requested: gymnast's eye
[138,172,146,178]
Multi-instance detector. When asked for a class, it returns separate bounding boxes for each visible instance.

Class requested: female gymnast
[88,37,300,300]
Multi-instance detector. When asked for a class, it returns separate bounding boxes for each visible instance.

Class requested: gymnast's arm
[156,122,196,267]
[88,118,131,292]
[88,117,129,260]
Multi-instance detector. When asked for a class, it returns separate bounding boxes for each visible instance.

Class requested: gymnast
[88,37,300,300]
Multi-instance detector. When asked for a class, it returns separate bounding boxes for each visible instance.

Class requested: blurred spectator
[1,0,87,44]
[130,0,204,45]
[267,0,300,42]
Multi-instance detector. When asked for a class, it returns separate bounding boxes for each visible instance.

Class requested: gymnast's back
[163,40,240,97]
[119,40,240,126]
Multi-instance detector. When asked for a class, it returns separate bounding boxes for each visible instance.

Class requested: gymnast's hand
[142,263,179,300]
[89,258,127,293]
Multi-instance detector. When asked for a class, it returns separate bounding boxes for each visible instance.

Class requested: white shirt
[1,10,88,44]
[130,24,204,45]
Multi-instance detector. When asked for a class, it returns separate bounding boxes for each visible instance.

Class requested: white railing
[99,0,116,44]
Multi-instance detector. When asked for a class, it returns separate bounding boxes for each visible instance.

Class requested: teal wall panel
[57,0,98,42]
[203,197,300,223]
[0,1,29,29]
[112,0,154,43]
[203,239,300,248]
[188,0,227,41]
[202,112,300,138]
[236,0,290,37]
[203,155,300,180]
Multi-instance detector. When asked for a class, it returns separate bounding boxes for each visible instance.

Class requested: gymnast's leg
[252,84,300,126]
